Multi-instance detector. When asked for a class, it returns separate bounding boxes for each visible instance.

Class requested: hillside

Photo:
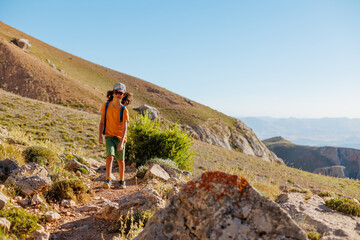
[0,21,277,162]
[263,136,360,179]
[2,90,360,202]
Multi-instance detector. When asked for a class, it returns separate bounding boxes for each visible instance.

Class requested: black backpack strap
[120,105,126,122]
[102,101,110,135]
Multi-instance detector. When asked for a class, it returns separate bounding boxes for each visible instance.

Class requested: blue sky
[1,0,360,118]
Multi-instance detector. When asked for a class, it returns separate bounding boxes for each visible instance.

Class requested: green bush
[0,205,40,239]
[23,146,59,166]
[325,198,360,217]
[46,179,89,202]
[147,157,179,169]
[307,232,322,240]
[126,115,194,170]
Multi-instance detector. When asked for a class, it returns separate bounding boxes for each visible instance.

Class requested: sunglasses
[114,91,124,95]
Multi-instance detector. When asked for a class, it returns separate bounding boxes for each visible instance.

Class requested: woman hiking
[98,82,132,189]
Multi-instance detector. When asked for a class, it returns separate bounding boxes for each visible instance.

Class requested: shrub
[23,146,59,167]
[318,191,335,197]
[0,205,40,239]
[147,157,179,169]
[110,209,155,239]
[126,115,194,170]
[46,179,89,202]
[307,232,322,240]
[325,198,360,217]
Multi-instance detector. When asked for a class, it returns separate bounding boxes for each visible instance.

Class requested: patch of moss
[307,232,322,240]
[0,205,40,239]
[325,198,360,217]
[46,179,89,202]
[23,146,59,167]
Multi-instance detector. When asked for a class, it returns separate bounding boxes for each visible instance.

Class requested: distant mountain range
[263,136,360,179]
[239,117,360,149]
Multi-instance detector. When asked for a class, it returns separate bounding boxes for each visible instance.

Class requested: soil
[44,171,144,240]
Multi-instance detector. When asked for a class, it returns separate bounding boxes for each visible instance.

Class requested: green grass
[325,198,360,217]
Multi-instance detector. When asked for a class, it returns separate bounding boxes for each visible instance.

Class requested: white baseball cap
[113,82,126,93]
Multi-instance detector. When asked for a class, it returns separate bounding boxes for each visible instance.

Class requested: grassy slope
[0,21,235,128]
[2,90,360,200]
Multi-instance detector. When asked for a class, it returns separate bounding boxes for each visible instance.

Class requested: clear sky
[1,0,360,118]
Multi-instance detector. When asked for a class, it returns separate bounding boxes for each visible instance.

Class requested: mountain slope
[263,136,360,179]
[0,21,278,162]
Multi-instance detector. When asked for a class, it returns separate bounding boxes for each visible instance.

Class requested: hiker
[98,82,132,189]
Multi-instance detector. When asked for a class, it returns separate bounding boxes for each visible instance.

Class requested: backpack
[103,102,126,135]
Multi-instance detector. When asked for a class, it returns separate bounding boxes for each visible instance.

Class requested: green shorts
[105,136,126,161]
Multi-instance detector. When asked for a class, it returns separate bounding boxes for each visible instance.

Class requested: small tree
[126,114,193,170]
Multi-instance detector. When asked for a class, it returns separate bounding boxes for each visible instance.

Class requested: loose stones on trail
[135,171,307,240]
[277,192,360,240]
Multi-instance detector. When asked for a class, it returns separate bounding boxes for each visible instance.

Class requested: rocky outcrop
[314,165,346,178]
[265,137,360,179]
[95,187,165,221]
[11,38,31,52]
[5,163,51,195]
[277,192,360,240]
[189,119,282,163]
[144,164,170,181]
[135,171,307,240]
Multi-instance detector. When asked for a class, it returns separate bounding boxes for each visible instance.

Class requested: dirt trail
[47,172,143,240]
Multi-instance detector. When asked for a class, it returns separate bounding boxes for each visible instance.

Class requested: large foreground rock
[5,163,51,195]
[135,171,307,240]
[95,187,164,221]
[277,192,360,240]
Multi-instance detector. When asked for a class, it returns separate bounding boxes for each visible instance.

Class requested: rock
[135,171,307,240]
[31,224,49,240]
[133,105,159,120]
[32,194,44,205]
[65,159,94,174]
[23,72,33,78]
[6,166,51,195]
[45,211,61,222]
[11,38,31,52]
[10,162,48,177]
[314,165,346,178]
[144,164,170,181]
[0,217,11,231]
[76,204,100,212]
[0,192,8,210]
[61,199,76,208]
[7,174,51,196]
[277,192,360,240]
[86,158,103,170]
[0,158,20,178]
[95,187,165,221]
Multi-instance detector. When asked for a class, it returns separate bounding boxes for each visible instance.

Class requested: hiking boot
[103,179,111,189]
[119,180,126,189]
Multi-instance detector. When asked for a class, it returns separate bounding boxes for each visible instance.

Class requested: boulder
[133,105,159,120]
[32,194,44,205]
[135,171,307,240]
[11,38,31,52]
[0,192,8,210]
[31,226,50,240]
[76,204,100,212]
[144,164,170,181]
[61,199,76,208]
[277,192,360,240]
[65,159,94,174]
[95,187,164,222]
[5,163,51,195]
[0,217,11,232]
[0,158,20,178]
